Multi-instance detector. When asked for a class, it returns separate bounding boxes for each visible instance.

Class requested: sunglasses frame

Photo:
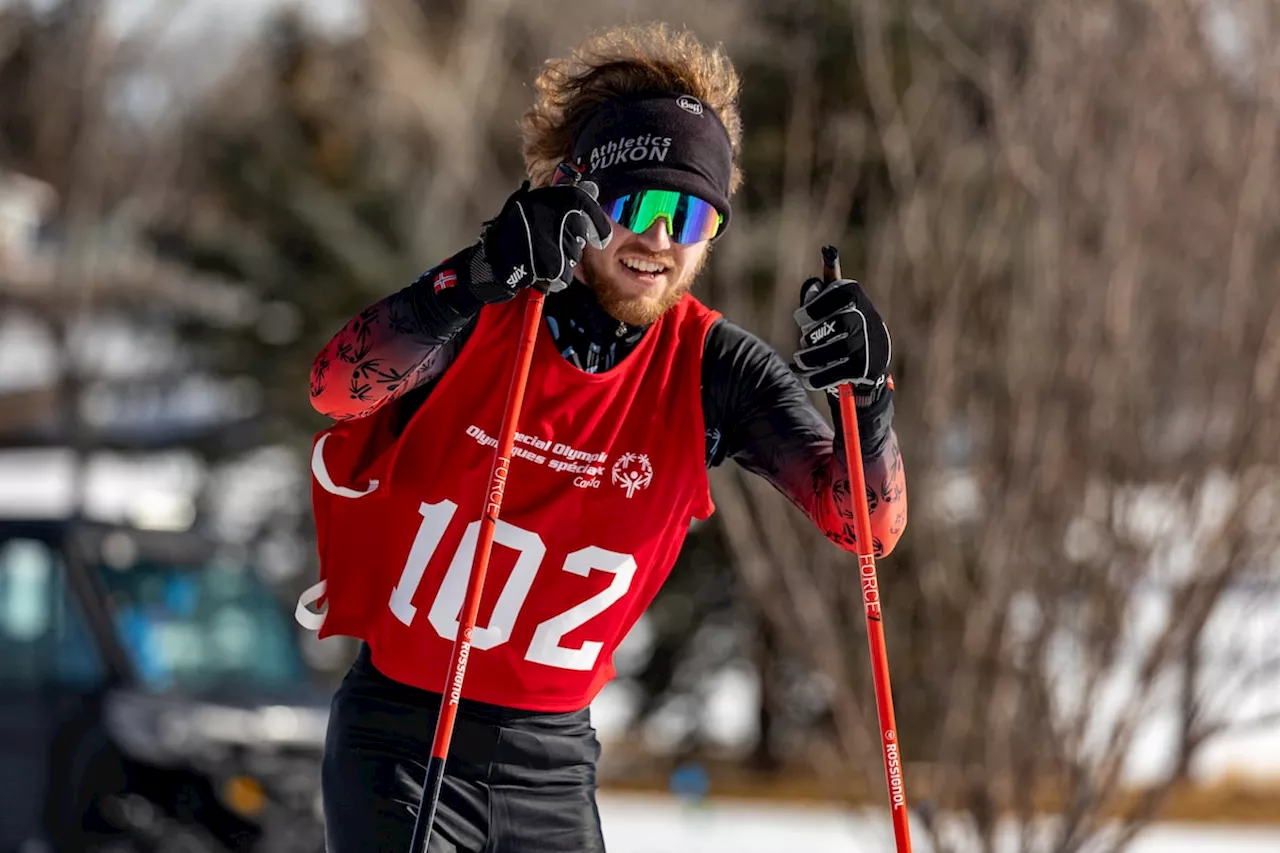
[603,189,724,245]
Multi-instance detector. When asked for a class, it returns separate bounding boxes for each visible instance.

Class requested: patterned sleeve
[310,264,481,421]
[702,318,907,557]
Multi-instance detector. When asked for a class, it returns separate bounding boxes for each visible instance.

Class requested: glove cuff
[406,243,493,340]
[824,373,889,408]
[828,387,895,461]
[469,233,519,304]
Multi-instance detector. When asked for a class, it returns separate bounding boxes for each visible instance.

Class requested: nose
[636,218,673,251]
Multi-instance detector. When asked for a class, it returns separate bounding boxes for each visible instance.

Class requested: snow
[596,794,1280,853]
[589,575,1280,787]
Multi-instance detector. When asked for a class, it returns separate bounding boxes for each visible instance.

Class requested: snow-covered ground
[597,794,1280,853]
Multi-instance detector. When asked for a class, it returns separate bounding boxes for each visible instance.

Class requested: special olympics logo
[611,452,653,498]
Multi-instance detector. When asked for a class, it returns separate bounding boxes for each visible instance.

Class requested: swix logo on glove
[808,319,838,344]
[506,265,527,287]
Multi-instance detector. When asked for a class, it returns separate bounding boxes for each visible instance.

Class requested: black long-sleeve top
[310,254,906,556]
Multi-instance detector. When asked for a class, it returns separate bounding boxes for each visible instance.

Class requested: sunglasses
[603,189,724,245]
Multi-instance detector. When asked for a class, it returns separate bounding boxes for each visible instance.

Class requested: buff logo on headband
[571,92,734,235]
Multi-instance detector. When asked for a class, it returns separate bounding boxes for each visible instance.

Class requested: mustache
[617,252,675,269]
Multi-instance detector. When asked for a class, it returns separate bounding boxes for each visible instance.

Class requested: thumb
[575,181,613,250]
[798,276,827,306]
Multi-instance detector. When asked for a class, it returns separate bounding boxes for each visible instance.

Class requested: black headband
[571,92,734,234]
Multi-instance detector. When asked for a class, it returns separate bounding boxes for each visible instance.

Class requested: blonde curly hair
[521,23,743,193]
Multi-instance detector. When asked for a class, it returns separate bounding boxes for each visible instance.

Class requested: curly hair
[521,23,743,193]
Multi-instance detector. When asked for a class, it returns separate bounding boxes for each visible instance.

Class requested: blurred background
[2,0,1279,851]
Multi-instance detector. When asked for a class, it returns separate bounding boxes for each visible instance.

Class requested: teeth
[621,258,665,274]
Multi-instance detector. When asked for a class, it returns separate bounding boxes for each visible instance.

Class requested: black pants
[322,645,606,853]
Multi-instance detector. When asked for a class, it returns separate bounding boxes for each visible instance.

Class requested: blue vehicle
[0,518,328,853]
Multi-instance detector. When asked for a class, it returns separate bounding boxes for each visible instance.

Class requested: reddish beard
[578,251,707,326]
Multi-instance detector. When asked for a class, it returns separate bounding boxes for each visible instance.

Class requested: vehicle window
[0,538,106,688]
[98,560,308,692]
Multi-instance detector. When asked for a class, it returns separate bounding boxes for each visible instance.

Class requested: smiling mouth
[619,258,670,279]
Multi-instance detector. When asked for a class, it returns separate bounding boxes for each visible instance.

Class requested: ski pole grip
[821,244,840,285]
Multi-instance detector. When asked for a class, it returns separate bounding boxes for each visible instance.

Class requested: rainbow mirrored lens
[604,190,723,244]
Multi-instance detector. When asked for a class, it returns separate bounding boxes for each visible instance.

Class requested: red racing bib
[298,293,720,711]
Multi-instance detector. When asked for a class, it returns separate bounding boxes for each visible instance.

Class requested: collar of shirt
[544,283,648,373]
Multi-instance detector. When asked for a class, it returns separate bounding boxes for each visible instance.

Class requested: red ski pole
[407,285,546,853]
[823,245,912,852]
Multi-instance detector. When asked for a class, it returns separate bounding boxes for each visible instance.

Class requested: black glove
[471,180,612,303]
[791,277,892,406]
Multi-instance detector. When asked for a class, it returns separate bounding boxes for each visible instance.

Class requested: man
[301,22,907,853]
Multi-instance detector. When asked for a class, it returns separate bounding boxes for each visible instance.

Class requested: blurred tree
[707,2,1280,852]
[9,0,1279,849]
[0,0,264,473]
